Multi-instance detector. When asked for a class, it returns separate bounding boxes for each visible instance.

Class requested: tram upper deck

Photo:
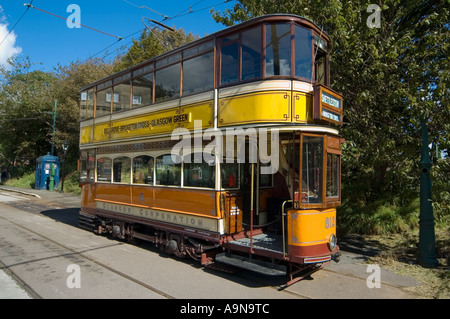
[79,14,342,147]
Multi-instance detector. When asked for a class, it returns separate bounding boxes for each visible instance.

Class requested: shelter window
[97,157,112,182]
[183,153,215,188]
[113,156,131,183]
[133,155,154,185]
[156,154,181,186]
[241,26,262,81]
[155,63,181,102]
[182,51,214,95]
[294,25,312,80]
[265,23,291,77]
[113,83,131,112]
[301,136,323,204]
[132,73,153,107]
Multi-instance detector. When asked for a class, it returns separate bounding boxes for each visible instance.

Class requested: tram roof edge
[81,14,329,92]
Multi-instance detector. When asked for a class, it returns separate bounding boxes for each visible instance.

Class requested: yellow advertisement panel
[179,101,214,130]
[218,91,291,127]
[81,102,213,144]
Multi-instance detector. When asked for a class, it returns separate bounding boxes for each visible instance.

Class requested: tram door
[240,141,260,229]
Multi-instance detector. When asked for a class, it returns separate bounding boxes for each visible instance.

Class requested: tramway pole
[418,117,439,268]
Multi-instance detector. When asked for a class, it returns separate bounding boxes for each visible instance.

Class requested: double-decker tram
[78,14,343,286]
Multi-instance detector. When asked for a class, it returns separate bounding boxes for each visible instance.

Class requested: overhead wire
[0,0,34,48]
[25,3,123,40]
[87,0,235,61]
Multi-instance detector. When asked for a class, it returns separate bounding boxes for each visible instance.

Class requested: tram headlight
[328,233,337,251]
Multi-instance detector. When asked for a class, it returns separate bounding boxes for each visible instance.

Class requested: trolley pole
[418,117,439,268]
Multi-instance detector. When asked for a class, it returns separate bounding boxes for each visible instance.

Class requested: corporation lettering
[139,207,203,227]
[97,201,209,231]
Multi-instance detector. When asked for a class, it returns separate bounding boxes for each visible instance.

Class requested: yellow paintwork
[178,101,214,130]
[80,126,92,144]
[80,87,318,144]
[292,92,313,123]
[218,91,291,126]
[80,101,214,144]
[287,208,336,246]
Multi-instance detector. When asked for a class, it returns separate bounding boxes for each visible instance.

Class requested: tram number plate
[325,216,335,229]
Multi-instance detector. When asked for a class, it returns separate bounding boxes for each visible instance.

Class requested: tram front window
[302,136,323,204]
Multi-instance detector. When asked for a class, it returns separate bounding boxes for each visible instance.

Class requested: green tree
[0,57,115,177]
[116,27,198,71]
[52,58,116,172]
[211,0,450,233]
[0,57,56,172]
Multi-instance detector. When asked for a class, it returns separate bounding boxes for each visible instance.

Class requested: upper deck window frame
[216,19,328,88]
[80,15,331,120]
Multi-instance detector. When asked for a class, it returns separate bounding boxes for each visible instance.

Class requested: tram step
[205,261,242,274]
[78,214,96,230]
[215,253,287,276]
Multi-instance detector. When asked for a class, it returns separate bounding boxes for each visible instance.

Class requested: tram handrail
[281,200,292,257]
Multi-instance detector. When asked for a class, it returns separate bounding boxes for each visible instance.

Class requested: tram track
[0,200,309,299]
[0,206,176,299]
[0,198,306,299]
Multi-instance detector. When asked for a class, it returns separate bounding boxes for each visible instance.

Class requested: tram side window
[156,154,181,186]
[80,91,88,120]
[315,49,327,85]
[86,89,94,118]
[97,157,112,182]
[155,63,181,102]
[80,151,87,182]
[220,38,239,85]
[88,151,95,182]
[113,156,131,183]
[221,163,239,189]
[326,153,340,198]
[133,155,154,185]
[265,23,291,77]
[113,83,131,112]
[241,26,262,81]
[183,153,215,188]
[96,89,112,117]
[260,163,273,188]
[182,51,214,95]
[295,25,312,80]
[302,136,323,204]
[132,73,153,107]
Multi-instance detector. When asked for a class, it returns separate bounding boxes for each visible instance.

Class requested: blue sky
[0,0,235,71]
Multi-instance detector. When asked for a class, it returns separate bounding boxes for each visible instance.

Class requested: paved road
[0,187,420,300]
